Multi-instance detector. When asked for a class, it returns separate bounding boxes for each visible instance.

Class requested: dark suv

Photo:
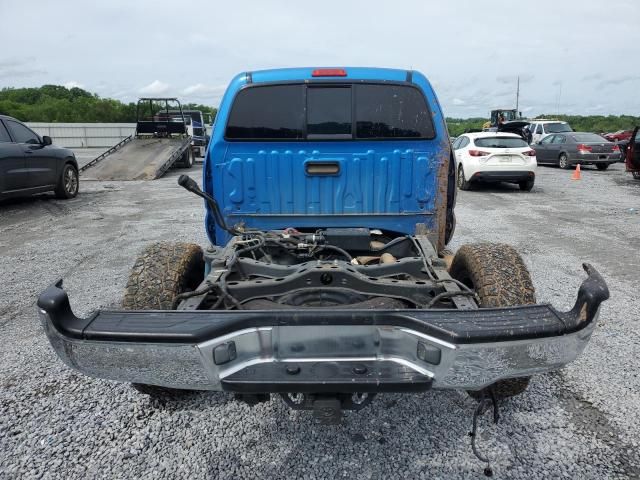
[0,115,79,201]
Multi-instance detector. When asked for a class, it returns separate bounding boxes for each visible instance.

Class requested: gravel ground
[0,162,639,479]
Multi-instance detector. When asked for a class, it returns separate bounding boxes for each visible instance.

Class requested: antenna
[515,76,520,115]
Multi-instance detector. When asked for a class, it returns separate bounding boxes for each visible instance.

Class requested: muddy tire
[449,243,536,400]
[123,242,204,398]
[54,163,79,199]
[123,242,204,310]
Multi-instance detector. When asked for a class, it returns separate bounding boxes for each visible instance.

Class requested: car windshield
[474,136,528,148]
[544,123,572,133]
[572,133,608,143]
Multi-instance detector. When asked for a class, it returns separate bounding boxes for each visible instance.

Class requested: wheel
[180,148,193,169]
[633,171,640,180]
[596,163,609,171]
[123,242,205,398]
[558,153,571,169]
[457,165,472,191]
[54,163,79,199]
[519,178,534,191]
[449,243,536,400]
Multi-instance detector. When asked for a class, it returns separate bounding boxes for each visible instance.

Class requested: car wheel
[123,242,205,399]
[596,163,609,171]
[181,148,193,169]
[54,164,79,199]
[457,165,472,191]
[519,178,534,191]
[449,243,536,400]
[558,153,571,170]
[632,171,640,180]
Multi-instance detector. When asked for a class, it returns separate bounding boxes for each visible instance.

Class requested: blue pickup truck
[38,67,608,424]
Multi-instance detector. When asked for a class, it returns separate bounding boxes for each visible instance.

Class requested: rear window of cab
[225,83,435,141]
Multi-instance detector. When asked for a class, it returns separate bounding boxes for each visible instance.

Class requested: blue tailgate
[203,67,450,245]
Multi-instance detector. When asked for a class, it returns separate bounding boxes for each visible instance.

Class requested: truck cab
[204,67,456,251]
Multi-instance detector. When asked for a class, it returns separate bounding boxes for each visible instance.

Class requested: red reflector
[312,68,347,77]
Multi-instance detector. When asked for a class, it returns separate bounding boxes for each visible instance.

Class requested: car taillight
[577,144,593,153]
[312,68,347,77]
[612,145,620,152]
[523,149,536,157]
[468,150,490,157]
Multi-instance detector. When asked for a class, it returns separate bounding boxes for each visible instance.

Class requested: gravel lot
[1,162,639,479]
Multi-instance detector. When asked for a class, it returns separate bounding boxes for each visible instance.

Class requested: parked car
[529,120,573,144]
[624,127,640,180]
[604,129,633,143]
[0,115,79,201]
[452,132,536,191]
[534,132,621,170]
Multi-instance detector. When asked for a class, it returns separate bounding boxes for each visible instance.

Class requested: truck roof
[243,67,415,84]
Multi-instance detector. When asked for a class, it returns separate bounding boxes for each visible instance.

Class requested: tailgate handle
[306,161,340,176]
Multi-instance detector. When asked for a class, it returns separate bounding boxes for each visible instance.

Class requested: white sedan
[452,132,537,191]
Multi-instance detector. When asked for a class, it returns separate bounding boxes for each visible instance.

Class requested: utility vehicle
[166,109,209,158]
[39,68,608,425]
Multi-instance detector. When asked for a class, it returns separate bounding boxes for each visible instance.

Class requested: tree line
[1,85,638,135]
[445,114,640,137]
[0,85,217,123]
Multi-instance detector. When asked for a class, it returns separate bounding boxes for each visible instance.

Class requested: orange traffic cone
[571,164,582,180]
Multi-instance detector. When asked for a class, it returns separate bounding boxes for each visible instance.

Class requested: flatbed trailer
[80,98,193,181]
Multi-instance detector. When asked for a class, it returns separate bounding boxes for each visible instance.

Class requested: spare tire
[449,243,536,399]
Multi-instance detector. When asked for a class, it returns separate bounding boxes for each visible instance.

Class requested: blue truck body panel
[203,67,451,246]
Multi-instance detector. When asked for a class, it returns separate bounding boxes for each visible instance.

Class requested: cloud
[496,74,534,84]
[586,104,604,112]
[452,98,466,106]
[139,80,170,95]
[582,73,602,82]
[181,83,226,96]
[63,81,84,89]
[595,75,640,89]
[0,57,46,79]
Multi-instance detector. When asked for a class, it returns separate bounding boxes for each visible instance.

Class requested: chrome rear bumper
[38,264,608,393]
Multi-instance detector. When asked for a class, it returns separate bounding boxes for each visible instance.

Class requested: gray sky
[1,0,639,118]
